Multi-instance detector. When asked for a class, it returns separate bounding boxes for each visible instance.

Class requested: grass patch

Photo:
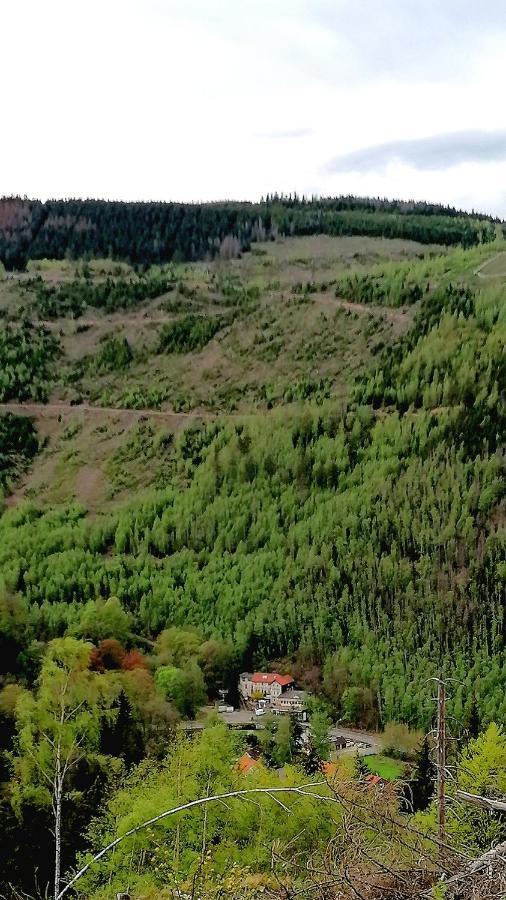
[365,755,405,781]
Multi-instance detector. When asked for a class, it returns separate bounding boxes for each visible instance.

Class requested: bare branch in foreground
[56,781,328,899]
[455,790,506,813]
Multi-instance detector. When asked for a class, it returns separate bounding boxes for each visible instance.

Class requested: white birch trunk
[54,769,63,900]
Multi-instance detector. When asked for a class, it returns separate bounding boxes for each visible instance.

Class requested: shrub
[95,336,133,372]
[158,314,224,353]
[381,722,423,760]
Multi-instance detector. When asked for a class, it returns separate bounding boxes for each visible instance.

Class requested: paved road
[182,708,382,756]
[329,725,382,756]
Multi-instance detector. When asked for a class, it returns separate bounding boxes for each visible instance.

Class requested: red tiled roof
[276,674,294,686]
[251,672,294,686]
[238,753,259,774]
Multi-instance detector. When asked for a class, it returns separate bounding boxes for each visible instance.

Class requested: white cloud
[1,0,505,214]
[326,131,506,174]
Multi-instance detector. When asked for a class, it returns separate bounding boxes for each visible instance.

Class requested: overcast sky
[2,0,506,215]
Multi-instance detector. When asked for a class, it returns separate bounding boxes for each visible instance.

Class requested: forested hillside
[0,240,504,727]
[0,216,505,899]
[0,194,498,269]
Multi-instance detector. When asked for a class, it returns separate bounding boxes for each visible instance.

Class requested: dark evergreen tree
[466,696,481,739]
[300,737,323,776]
[100,690,144,768]
[408,738,436,813]
[354,754,370,780]
[289,713,306,763]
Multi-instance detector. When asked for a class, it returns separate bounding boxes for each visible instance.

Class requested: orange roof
[322,762,338,777]
[276,674,295,686]
[251,672,294,686]
[237,753,259,774]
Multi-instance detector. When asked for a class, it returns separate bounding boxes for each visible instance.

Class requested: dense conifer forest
[0,194,498,269]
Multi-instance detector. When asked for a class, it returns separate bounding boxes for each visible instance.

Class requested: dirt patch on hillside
[1,402,213,512]
[74,466,107,508]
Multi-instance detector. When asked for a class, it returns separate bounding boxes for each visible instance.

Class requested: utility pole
[436,678,446,843]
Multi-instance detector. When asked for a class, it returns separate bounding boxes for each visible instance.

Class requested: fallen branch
[441,839,506,889]
[455,790,506,813]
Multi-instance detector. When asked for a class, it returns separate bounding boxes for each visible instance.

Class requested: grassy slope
[365,755,406,781]
[0,235,442,510]
[6,238,437,404]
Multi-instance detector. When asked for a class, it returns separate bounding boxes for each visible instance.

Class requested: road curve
[182,709,382,756]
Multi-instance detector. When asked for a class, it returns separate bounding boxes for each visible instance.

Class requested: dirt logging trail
[334,297,409,322]
[0,401,269,428]
[0,401,218,426]
[39,314,180,329]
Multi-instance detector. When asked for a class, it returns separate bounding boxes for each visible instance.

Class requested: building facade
[271,690,309,714]
[239,672,294,700]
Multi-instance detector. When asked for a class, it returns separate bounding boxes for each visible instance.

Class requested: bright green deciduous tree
[77,721,337,899]
[459,723,506,796]
[455,723,506,850]
[73,596,132,644]
[310,710,332,762]
[155,660,206,718]
[416,724,506,852]
[11,637,117,899]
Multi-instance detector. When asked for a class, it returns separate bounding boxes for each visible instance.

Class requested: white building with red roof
[239,671,294,700]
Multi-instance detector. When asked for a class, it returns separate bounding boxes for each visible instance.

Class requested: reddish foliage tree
[89,639,126,672]
[99,639,126,669]
[121,649,149,671]
[89,647,104,672]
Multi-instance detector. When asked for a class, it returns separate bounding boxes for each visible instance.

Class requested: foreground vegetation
[1,635,505,898]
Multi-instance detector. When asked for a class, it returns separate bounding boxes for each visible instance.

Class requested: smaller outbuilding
[271,690,310,714]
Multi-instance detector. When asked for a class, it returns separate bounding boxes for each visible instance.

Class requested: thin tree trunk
[200,775,211,864]
[174,756,182,869]
[54,772,63,900]
[54,691,66,900]
[436,679,446,844]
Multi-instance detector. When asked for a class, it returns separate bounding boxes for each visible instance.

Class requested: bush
[158,314,225,353]
[95,336,133,372]
[28,273,174,318]
[154,661,206,718]
[0,414,39,491]
[381,722,423,760]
